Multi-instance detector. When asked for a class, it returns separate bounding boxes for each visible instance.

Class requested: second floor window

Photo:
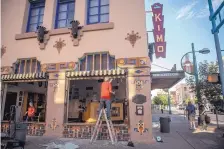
[87,0,109,24]
[14,58,41,74]
[27,1,45,32]
[79,52,115,71]
[55,0,75,29]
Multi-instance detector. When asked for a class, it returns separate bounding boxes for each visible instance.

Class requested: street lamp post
[164,88,171,114]
[191,43,201,106]
[167,89,171,114]
[180,43,210,116]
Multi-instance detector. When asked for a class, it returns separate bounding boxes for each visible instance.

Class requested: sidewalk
[24,111,224,149]
[151,110,224,149]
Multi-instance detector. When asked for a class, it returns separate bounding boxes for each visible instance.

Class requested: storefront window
[22,92,46,122]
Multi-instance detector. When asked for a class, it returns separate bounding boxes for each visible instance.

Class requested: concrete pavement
[24,110,224,149]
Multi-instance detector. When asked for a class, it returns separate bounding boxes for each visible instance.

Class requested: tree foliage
[153,96,162,105]
[186,61,222,107]
[183,97,198,106]
[152,94,169,106]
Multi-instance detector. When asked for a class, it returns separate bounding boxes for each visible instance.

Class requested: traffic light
[207,73,220,84]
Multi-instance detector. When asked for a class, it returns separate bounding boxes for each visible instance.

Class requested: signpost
[151,3,166,58]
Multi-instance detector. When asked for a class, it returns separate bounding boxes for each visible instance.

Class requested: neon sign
[151,3,166,58]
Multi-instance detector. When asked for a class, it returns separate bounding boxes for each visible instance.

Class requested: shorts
[189,114,195,121]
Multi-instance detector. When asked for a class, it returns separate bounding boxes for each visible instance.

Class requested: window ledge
[15,22,114,40]
[15,32,37,40]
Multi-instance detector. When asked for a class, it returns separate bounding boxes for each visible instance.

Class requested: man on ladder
[90,77,117,144]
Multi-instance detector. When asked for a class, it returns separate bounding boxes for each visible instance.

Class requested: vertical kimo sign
[151,3,166,58]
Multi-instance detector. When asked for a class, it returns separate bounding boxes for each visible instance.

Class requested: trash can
[15,123,27,143]
[160,117,171,133]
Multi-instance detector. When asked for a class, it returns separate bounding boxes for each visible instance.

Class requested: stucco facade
[1,0,153,143]
[1,0,148,65]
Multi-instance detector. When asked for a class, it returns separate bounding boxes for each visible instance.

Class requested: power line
[151,64,170,70]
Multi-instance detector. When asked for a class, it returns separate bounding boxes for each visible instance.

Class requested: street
[24,109,224,149]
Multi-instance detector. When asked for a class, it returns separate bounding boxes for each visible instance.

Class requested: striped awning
[1,72,48,82]
[66,69,126,80]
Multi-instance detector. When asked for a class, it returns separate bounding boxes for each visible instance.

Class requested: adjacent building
[175,83,195,105]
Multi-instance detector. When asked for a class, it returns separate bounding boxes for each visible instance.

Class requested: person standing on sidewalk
[99,77,115,120]
[199,104,207,131]
[186,101,196,130]
[161,106,164,114]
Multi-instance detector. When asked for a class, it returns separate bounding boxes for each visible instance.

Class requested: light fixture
[199,48,210,54]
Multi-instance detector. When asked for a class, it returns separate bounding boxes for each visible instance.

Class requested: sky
[145,0,224,71]
[145,0,224,95]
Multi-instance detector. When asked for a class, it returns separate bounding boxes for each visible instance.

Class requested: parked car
[178,105,185,110]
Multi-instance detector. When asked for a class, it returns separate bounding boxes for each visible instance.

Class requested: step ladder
[90,108,117,144]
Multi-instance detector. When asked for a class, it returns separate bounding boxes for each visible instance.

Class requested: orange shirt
[101,81,112,99]
[28,107,35,117]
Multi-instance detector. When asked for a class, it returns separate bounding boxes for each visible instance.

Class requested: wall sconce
[70,20,83,39]
[37,25,48,43]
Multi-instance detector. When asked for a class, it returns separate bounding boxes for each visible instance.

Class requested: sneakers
[189,127,196,130]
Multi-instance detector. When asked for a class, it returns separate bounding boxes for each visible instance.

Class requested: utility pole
[208,0,224,99]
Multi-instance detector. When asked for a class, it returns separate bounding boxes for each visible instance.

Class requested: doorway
[3,92,17,120]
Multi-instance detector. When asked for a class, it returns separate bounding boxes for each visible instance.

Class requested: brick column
[127,67,153,143]
[44,72,66,136]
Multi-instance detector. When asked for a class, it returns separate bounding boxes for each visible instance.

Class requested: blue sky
[145,0,224,71]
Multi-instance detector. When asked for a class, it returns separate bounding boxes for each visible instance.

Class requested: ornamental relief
[125,31,141,47]
[1,45,6,57]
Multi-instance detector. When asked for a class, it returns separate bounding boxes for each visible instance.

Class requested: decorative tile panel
[1,122,45,136]
[63,124,129,141]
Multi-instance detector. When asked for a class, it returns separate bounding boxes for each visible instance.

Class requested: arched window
[79,52,115,71]
[14,58,41,74]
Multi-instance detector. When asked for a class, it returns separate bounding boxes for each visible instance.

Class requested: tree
[159,94,168,106]
[186,61,222,108]
[153,94,168,108]
[153,96,162,105]
[183,97,197,105]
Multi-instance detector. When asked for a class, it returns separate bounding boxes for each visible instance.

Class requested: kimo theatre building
[1,0,184,143]
[1,55,153,142]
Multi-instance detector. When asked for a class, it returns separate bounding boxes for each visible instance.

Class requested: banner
[151,3,166,58]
